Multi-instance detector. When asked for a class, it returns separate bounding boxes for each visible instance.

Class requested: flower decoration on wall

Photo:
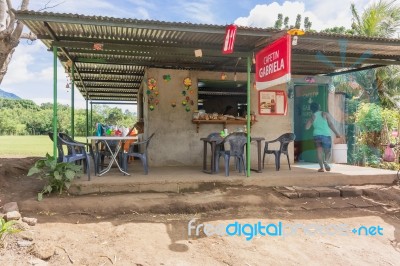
[147,77,159,111]
[147,78,157,90]
[181,77,195,112]
[163,74,171,82]
[183,77,192,89]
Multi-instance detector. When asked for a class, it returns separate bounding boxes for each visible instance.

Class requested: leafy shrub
[355,103,383,133]
[351,144,381,166]
[369,162,400,171]
[0,218,20,248]
[27,153,82,201]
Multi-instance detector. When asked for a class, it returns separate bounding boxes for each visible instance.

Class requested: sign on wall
[258,90,287,115]
[222,24,237,54]
[255,34,291,90]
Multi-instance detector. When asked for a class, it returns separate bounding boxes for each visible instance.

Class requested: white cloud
[175,0,217,24]
[234,0,373,31]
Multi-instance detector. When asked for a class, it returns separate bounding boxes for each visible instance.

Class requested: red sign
[255,34,291,90]
[222,24,237,54]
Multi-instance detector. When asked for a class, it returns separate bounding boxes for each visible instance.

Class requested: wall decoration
[163,74,171,82]
[181,77,195,112]
[147,77,159,111]
[147,78,157,90]
[221,73,227,80]
[183,77,192,89]
[258,90,288,115]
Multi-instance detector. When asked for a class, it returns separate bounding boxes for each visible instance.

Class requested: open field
[0,135,86,157]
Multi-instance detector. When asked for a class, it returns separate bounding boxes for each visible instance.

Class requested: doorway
[293,84,328,162]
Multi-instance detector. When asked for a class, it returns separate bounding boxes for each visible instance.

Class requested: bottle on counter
[192,110,199,120]
[270,99,276,113]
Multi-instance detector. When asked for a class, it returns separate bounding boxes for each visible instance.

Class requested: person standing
[305,102,341,172]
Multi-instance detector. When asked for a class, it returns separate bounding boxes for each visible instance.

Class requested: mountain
[0,89,21,99]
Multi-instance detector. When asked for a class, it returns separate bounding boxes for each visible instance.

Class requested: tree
[0,1,71,85]
[274,14,312,31]
[274,13,283,29]
[351,0,400,37]
[304,17,312,31]
[350,0,400,108]
[295,14,301,29]
[320,26,355,35]
[0,0,38,84]
[283,16,289,29]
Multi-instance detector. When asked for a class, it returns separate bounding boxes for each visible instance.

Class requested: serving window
[197,79,247,116]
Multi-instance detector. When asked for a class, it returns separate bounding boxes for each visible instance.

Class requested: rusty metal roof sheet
[14,10,400,102]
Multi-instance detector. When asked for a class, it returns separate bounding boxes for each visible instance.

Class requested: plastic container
[332,144,348,163]
[192,110,199,120]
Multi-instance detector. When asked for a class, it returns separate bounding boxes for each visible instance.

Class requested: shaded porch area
[69,161,398,195]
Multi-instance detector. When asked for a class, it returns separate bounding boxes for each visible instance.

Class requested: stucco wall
[142,68,293,167]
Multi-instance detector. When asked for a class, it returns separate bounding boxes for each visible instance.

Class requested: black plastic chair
[48,132,95,180]
[262,133,295,171]
[205,132,224,173]
[122,133,155,175]
[216,132,247,176]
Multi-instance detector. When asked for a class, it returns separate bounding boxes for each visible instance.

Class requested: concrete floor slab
[69,162,398,195]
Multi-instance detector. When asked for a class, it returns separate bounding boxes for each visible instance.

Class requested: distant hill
[0,89,21,99]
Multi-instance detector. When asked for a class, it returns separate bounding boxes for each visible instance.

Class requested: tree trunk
[0,0,30,84]
[0,36,18,83]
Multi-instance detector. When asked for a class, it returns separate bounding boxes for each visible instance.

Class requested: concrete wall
[142,68,293,167]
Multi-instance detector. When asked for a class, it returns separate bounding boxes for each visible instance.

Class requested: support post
[52,46,58,159]
[246,56,251,177]
[71,62,75,139]
[90,102,93,135]
[86,98,89,142]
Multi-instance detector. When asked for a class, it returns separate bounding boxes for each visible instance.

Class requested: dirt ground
[1,157,400,265]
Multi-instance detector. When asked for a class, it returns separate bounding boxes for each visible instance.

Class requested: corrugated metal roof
[13,10,400,102]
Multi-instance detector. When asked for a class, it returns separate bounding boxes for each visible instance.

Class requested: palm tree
[342,1,400,164]
[351,0,400,37]
[350,0,400,109]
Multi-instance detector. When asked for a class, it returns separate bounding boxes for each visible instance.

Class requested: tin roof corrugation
[14,10,400,101]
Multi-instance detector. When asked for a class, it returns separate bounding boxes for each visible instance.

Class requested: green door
[294,84,328,162]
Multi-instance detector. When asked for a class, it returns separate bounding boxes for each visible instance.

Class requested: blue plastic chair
[122,133,155,175]
[216,132,247,176]
[262,133,295,171]
[48,132,95,180]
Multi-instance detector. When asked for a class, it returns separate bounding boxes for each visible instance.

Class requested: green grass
[0,136,86,157]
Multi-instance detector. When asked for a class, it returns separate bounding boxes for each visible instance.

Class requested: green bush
[27,153,82,201]
[355,103,383,133]
[369,161,400,171]
[0,218,20,248]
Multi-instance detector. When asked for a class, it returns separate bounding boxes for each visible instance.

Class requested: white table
[87,136,138,176]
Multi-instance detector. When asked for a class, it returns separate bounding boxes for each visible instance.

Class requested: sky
[1,0,374,111]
